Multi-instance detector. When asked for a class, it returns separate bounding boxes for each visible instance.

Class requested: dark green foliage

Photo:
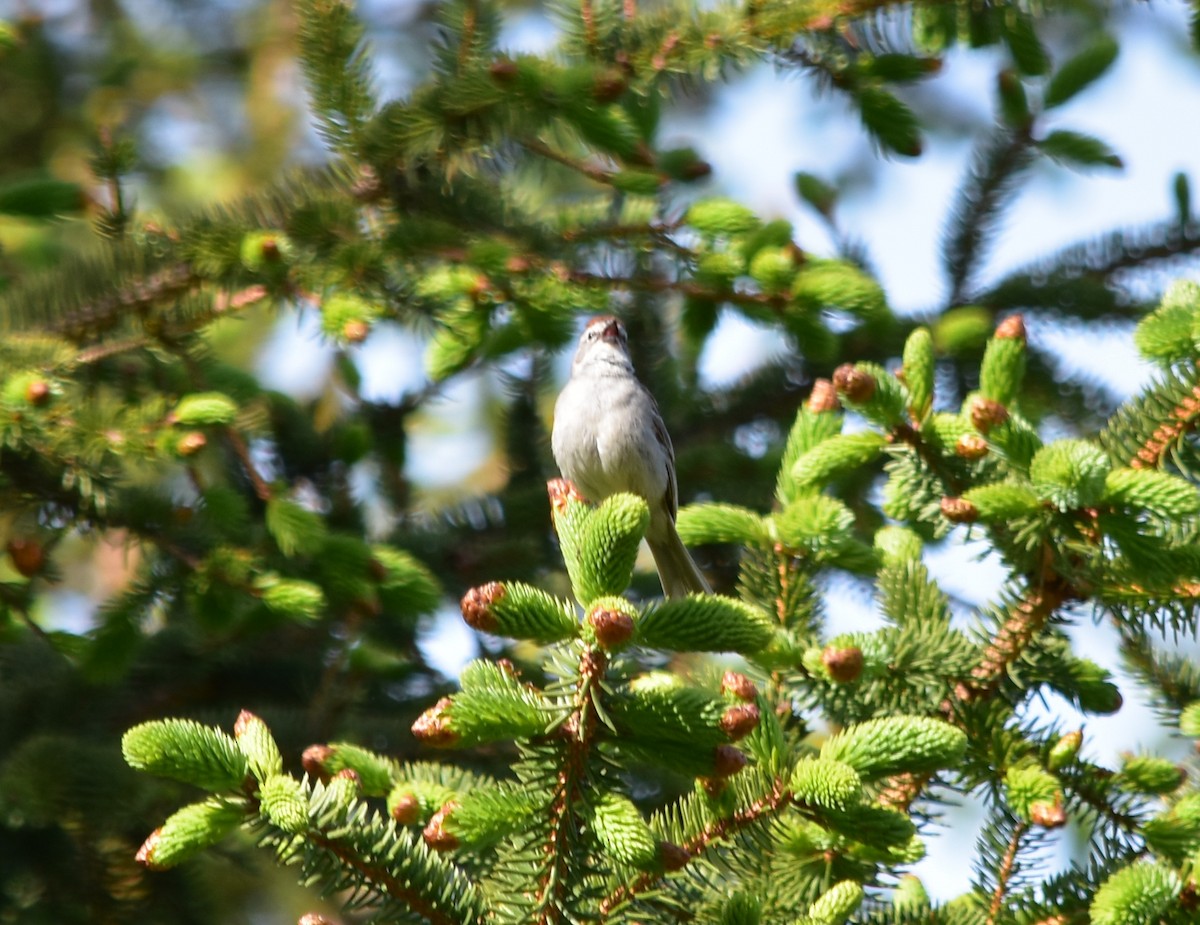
[4,0,1200,923]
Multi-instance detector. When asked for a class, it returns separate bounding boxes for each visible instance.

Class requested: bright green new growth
[790,758,865,811]
[554,490,650,605]
[172,391,239,426]
[819,716,967,781]
[636,595,774,653]
[138,798,246,870]
[1029,438,1112,510]
[122,719,248,791]
[591,792,659,869]
[807,879,864,925]
[234,711,283,782]
[260,774,309,833]
[316,742,397,796]
[1090,861,1182,925]
[901,326,934,422]
[1003,765,1062,823]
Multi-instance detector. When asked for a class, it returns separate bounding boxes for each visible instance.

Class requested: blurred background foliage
[1,0,1199,922]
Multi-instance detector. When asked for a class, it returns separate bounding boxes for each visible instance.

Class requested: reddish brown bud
[460,583,503,632]
[176,431,208,456]
[488,57,518,83]
[135,828,163,869]
[547,478,585,515]
[700,777,726,798]
[298,913,340,925]
[821,645,864,683]
[1029,799,1066,829]
[505,255,532,274]
[940,497,979,524]
[423,803,460,850]
[496,658,519,678]
[995,313,1026,343]
[658,840,691,871]
[832,364,876,404]
[807,378,841,414]
[260,238,281,262]
[969,397,1009,434]
[588,606,635,649]
[712,745,748,779]
[302,744,334,780]
[342,319,370,343]
[25,379,51,406]
[720,670,758,702]
[592,68,628,103]
[681,158,713,181]
[719,704,761,741]
[233,710,261,739]
[334,768,361,787]
[391,791,421,824]
[6,538,46,578]
[411,698,459,746]
[955,434,989,460]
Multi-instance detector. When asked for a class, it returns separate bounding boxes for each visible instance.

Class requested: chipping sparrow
[552,316,711,598]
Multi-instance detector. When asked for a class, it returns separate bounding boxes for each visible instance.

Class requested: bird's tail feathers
[648,528,711,598]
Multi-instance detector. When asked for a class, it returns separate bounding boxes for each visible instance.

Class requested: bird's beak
[599,319,622,342]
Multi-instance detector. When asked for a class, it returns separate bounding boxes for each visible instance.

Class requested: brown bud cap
[301,744,334,780]
[995,313,1026,343]
[176,431,208,456]
[342,319,370,343]
[547,478,585,515]
[423,802,460,850]
[461,582,503,632]
[233,709,262,739]
[25,379,51,406]
[391,791,421,824]
[588,605,635,649]
[488,57,518,83]
[720,670,758,702]
[969,397,1009,434]
[807,378,841,414]
[700,777,726,798]
[496,658,519,678]
[6,538,46,578]
[719,703,761,741]
[298,914,340,925]
[832,364,876,404]
[334,768,361,788]
[411,698,459,746]
[505,255,532,273]
[1029,799,1066,829]
[940,497,979,524]
[1031,917,1068,925]
[681,158,713,181]
[592,68,628,103]
[712,745,748,779]
[821,645,864,683]
[955,434,989,460]
[658,840,691,871]
[135,828,164,869]
[260,238,282,262]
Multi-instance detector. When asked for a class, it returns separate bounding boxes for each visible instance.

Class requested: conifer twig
[987,822,1028,925]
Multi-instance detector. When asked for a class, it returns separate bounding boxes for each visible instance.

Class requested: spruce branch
[986,820,1030,925]
[943,128,1036,307]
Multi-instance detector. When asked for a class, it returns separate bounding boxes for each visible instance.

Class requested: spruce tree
[2,1,1200,923]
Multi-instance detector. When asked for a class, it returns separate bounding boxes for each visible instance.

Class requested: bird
[551,315,710,597]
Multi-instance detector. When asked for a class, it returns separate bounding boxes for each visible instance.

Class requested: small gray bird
[551,316,710,597]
